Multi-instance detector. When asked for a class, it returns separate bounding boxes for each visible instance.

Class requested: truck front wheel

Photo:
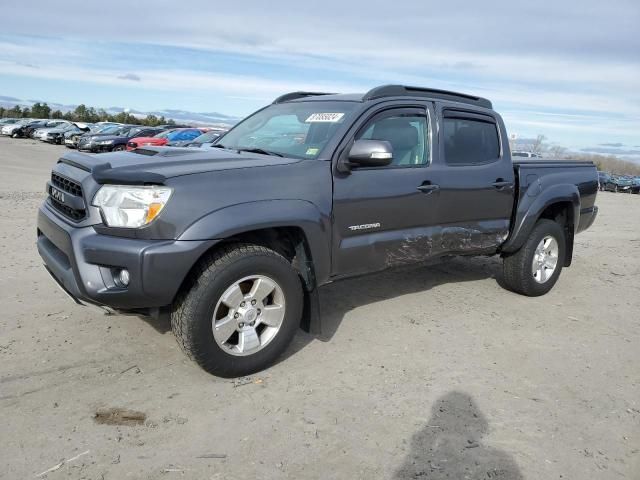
[502,219,566,296]
[171,244,303,377]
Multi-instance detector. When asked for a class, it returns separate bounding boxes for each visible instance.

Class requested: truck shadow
[141,255,505,351]
[394,391,523,479]
[283,255,503,359]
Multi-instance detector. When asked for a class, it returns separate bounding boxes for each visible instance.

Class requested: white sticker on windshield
[305,112,345,123]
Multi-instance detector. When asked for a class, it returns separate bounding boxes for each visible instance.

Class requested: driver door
[331,105,439,277]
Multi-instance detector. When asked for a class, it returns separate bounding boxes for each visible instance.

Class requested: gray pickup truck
[37,85,598,377]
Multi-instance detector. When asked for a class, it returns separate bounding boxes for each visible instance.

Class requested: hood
[131,137,166,145]
[83,132,122,141]
[58,147,303,184]
[47,127,71,134]
[88,134,126,142]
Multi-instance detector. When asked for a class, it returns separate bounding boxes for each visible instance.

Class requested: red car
[127,128,208,150]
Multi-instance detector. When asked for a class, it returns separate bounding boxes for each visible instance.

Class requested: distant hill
[0,95,241,127]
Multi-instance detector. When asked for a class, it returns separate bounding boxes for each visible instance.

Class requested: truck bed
[502,157,599,255]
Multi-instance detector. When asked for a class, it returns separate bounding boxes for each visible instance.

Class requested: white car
[1,119,30,136]
[0,118,19,126]
[34,121,71,141]
[512,151,542,158]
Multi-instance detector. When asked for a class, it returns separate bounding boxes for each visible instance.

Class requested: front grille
[52,173,83,197]
[50,173,86,221]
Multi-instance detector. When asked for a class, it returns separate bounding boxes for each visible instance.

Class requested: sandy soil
[0,136,638,479]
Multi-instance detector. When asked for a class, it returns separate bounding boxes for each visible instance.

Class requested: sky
[1,0,639,157]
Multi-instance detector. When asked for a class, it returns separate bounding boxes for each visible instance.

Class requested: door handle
[417,183,440,194]
[491,181,513,190]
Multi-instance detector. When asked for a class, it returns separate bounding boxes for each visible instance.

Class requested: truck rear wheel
[502,219,565,296]
[171,243,303,377]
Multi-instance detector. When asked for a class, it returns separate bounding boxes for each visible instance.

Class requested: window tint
[443,117,500,165]
[357,113,429,166]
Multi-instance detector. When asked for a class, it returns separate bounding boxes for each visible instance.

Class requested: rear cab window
[443,110,500,165]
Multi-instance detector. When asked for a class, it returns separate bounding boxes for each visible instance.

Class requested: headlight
[96,140,114,145]
[92,185,172,228]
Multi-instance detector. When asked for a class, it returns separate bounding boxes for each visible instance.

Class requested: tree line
[0,102,176,127]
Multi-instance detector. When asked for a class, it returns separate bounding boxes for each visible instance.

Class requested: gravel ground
[0,136,638,479]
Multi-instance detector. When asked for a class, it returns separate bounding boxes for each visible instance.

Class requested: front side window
[216,101,358,159]
[356,111,429,167]
[443,115,500,165]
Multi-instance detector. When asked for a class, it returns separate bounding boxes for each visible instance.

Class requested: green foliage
[30,102,52,118]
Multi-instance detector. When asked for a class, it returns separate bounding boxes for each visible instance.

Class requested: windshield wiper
[236,147,284,157]
[211,143,227,149]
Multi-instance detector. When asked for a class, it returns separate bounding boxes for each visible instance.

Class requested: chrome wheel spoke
[260,304,285,327]
[237,328,261,353]
[220,284,244,309]
[213,315,237,344]
[540,266,549,282]
[249,277,276,303]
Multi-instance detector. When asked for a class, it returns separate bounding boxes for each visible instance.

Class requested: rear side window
[443,115,500,165]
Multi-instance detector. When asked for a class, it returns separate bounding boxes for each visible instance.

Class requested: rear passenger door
[428,107,515,253]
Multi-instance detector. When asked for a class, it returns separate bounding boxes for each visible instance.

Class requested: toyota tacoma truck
[37,85,599,377]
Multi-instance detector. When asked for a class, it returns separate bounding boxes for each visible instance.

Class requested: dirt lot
[0,136,638,479]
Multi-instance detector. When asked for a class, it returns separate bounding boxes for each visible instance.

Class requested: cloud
[581,147,640,155]
[117,73,141,81]
[0,95,22,102]
[0,0,638,151]
[599,142,625,147]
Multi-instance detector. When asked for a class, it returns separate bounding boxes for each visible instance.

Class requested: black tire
[502,219,565,297]
[171,243,303,377]
[112,144,126,152]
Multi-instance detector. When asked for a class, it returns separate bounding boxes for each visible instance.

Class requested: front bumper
[37,204,218,309]
[78,143,113,153]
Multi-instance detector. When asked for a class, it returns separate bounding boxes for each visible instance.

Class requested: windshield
[154,129,178,139]
[97,125,121,134]
[215,101,358,159]
[127,127,145,137]
[192,130,223,144]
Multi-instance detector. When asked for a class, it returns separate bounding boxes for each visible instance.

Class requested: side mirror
[347,139,393,168]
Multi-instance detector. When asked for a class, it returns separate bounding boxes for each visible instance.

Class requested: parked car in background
[602,175,634,193]
[32,121,71,140]
[79,125,168,153]
[512,151,543,158]
[630,178,640,194]
[77,125,138,152]
[179,129,227,148]
[127,128,206,150]
[64,123,111,148]
[1,119,31,136]
[10,119,47,138]
[0,118,19,125]
[45,123,91,144]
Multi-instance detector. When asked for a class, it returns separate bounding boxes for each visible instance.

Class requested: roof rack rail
[362,85,492,109]
[272,91,336,104]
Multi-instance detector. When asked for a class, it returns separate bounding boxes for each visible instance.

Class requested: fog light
[115,268,130,287]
